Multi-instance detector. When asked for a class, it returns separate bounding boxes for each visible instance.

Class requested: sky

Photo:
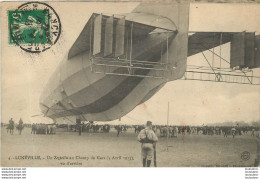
[1,2,260,125]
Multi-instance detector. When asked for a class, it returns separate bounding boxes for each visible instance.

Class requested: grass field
[1,127,258,167]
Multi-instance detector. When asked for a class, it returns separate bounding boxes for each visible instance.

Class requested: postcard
[1,1,260,168]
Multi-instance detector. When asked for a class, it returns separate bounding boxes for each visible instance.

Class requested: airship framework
[39,2,260,124]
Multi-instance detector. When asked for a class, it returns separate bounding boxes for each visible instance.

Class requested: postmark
[241,151,250,161]
[9,2,61,53]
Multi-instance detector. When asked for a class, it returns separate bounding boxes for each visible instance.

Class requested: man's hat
[146,121,152,126]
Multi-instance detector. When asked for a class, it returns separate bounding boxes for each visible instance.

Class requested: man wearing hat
[137,121,158,167]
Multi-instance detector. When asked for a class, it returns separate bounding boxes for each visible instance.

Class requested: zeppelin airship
[39,2,260,123]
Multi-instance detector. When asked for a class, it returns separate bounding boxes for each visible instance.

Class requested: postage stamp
[8,2,61,53]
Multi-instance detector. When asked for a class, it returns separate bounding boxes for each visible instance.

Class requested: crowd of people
[2,118,56,135]
[133,125,259,138]
[31,123,56,135]
[2,118,259,138]
[64,123,111,133]
[60,123,258,138]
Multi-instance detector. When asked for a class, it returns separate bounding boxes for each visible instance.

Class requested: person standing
[156,126,161,138]
[223,127,228,137]
[251,128,255,137]
[137,121,158,167]
[116,125,122,137]
[31,123,36,134]
[18,118,23,135]
[231,127,236,138]
[76,118,82,136]
[8,118,14,135]
[175,126,179,137]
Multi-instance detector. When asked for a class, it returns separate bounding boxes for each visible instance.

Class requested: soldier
[18,118,23,135]
[8,118,15,135]
[31,123,36,134]
[175,126,179,137]
[76,118,82,136]
[116,125,122,137]
[251,128,255,137]
[231,127,236,138]
[222,127,226,137]
[137,121,158,167]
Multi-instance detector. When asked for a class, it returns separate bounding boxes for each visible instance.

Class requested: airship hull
[40,50,169,122]
[39,2,190,123]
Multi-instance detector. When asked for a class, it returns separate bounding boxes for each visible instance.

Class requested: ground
[1,127,258,167]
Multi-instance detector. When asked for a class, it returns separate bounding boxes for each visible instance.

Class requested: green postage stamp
[8,2,61,53]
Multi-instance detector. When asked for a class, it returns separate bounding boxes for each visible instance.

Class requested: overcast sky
[1,2,260,125]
